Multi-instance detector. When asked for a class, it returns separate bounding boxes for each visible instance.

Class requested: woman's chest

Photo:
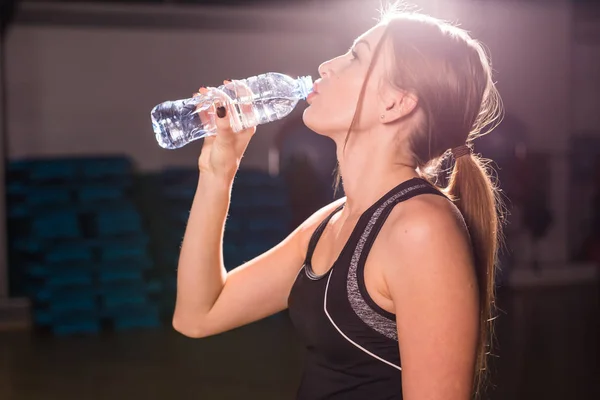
[287,266,398,368]
[310,219,395,315]
[288,269,362,364]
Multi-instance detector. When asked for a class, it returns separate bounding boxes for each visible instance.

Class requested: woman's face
[302,25,389,139]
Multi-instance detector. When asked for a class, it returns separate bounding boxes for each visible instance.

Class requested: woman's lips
[313,79,321,94]
[307,79,321,103]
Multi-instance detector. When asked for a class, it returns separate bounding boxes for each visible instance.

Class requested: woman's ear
[380,90,418,123]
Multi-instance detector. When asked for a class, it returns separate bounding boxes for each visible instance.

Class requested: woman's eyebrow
[352,39,371,52]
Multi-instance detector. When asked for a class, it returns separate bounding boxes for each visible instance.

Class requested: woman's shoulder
[375,192,476,297]
[376,192,471,266]
[391,191,466,236]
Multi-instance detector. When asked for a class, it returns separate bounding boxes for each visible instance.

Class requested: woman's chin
[302,107,328,137]
[302,107,350,141]
[301,107,316,130]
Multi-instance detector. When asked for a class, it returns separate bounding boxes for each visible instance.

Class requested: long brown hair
[338,8,504,398]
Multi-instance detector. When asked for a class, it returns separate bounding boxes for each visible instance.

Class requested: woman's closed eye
[350,48,359,62]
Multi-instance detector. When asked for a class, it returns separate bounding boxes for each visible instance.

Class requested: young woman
[173,9,503,400]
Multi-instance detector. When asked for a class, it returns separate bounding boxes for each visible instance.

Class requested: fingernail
[216,106,227,118]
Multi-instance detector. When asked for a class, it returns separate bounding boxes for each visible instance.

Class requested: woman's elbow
[172,315,209,339]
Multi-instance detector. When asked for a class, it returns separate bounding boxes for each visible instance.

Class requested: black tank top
[288,177,446,400]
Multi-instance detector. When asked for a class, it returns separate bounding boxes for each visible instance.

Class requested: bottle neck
[295,75,314,100]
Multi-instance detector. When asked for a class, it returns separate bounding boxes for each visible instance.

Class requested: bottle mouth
[297,75,314,99]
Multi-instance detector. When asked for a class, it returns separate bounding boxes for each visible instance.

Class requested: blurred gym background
[0,0,598,399]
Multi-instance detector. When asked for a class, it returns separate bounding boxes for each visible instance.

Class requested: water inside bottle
[152,98,205,149]
[152,73,312,149]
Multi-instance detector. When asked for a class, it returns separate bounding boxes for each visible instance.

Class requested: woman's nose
[318,60,332,79]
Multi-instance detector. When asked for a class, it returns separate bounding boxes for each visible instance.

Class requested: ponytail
[445,149,502,398]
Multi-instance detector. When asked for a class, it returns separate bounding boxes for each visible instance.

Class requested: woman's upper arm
[199,199,345,337]
[381,199,479,400]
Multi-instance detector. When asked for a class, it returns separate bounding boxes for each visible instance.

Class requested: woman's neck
[335,135,419,218]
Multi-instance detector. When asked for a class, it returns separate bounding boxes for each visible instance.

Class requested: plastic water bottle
[151,72,313,149]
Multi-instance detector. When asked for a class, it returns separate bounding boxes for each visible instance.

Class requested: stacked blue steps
[228,169,292,267]
[132,168,198,321]
[6,156,160,336]
[136,168,293,320]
